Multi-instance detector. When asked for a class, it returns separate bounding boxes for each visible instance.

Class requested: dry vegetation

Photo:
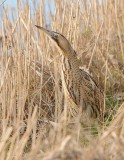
[0,0,124,159]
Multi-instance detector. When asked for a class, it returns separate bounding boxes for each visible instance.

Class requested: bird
[35,25,104,123]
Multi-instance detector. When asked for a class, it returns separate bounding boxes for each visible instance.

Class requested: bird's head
[35,25,73,57]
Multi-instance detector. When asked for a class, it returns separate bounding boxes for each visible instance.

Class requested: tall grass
[0,0,124,159]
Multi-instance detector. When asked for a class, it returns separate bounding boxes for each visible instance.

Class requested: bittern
[35,25,104,122]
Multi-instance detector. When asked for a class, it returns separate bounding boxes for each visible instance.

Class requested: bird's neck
[63,49,80,67]
[62,49,81,75]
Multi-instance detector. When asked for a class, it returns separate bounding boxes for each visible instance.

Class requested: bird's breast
[62,57,81,105]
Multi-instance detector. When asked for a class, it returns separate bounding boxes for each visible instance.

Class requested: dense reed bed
[0,0,124,159]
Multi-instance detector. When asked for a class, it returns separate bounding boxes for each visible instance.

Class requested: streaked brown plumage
[35,25,104,122]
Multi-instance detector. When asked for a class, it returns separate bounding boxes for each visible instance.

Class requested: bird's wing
[80,69,104,118]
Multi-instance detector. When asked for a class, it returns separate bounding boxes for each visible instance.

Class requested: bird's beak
[35,25,53,39]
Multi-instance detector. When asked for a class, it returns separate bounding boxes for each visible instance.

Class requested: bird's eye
[54,34,58,39]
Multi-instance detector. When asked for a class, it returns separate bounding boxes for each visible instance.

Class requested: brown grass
[0,0,124,159]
